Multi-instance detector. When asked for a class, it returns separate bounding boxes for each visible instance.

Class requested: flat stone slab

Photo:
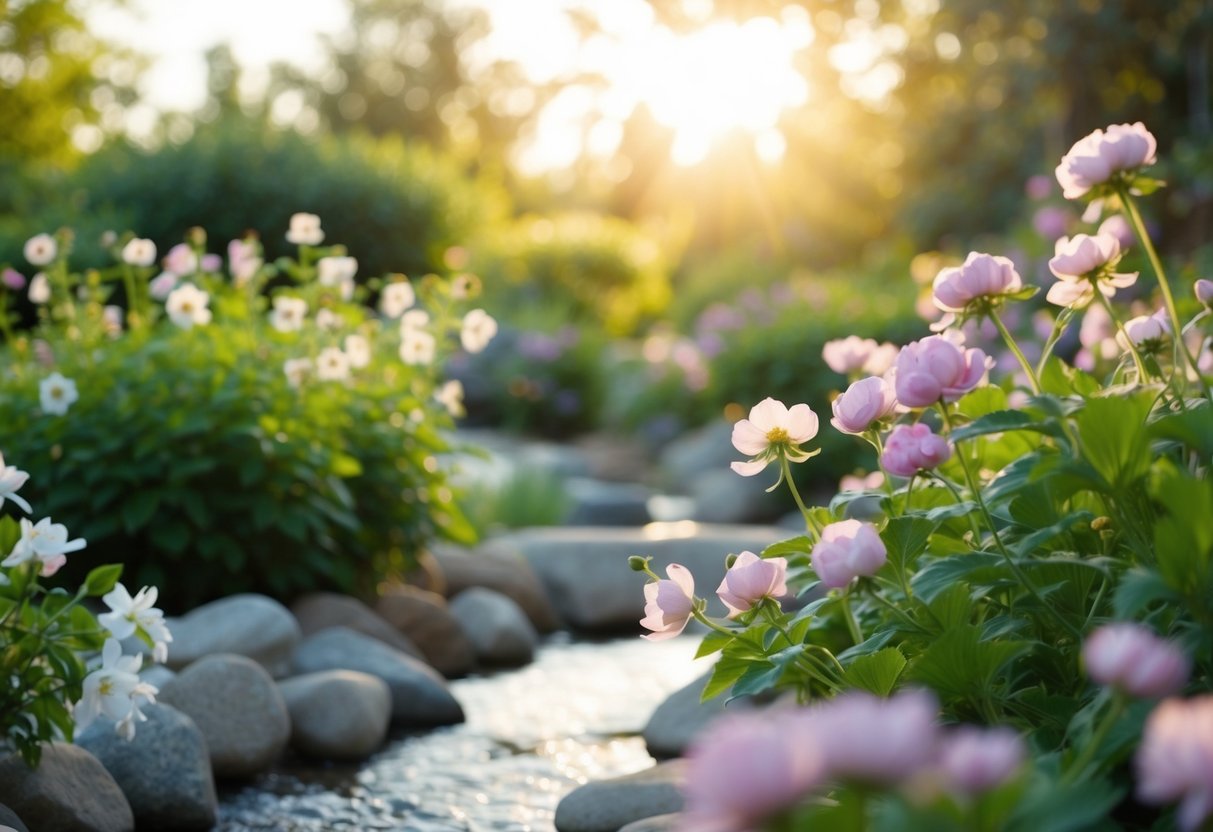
[495,524,788,631]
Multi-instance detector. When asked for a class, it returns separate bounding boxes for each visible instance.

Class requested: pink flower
[1032,206,1071,240]
[1083,623,1190,698]
[1135,695,1213,832]
[680,710,825,832]
[200,253,222,273]
[932,252,1023,313]
[162,243,198,276]
[1025,174,1052,200]
[1055,122,1158,200]
[1,268,25,291]
[831,376,897,435]
[730,398,819,477]
[1098,215,1135,250]
[639,564,695,641]
[1196,279,1213,307]
[894,336,990,407]
[939,726,1025,795]
[1117,310,1171,352]
[228,238,263,285]
[1046,233,1137,308]
[881,422,952,478]
[716,551,788,617]
[822,336,878,375]
[805,689,939,785]
[810,519,887,588]
[148,272,178,301]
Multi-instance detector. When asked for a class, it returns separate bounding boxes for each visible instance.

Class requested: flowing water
[216,635,703,831]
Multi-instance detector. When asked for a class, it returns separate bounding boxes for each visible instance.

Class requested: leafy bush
[0,223,480,611]
[0,119,505,280]
[474,212,671,337]
[636,122,1213,830]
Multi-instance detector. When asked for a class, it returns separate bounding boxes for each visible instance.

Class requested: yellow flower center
[99,678,114,696]
[765,427,790,444]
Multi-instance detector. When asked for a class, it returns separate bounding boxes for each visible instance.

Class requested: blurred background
[3,0,1211,502]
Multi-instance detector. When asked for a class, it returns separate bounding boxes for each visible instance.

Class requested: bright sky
[85,0,841,172]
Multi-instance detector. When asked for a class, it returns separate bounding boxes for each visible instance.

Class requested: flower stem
[1119,188,1211,400]
[1036,306,1075,379]
[840,587,864,645]
[692,608,738,638]
[1094,287,1149,382]
[989,308,1040,395]
[780,456,820,536]
[1064,692,1126,783]
[938,404,1081,639]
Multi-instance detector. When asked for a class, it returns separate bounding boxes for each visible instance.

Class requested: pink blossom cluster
[639,553,789,638]
[679,691,1025,831]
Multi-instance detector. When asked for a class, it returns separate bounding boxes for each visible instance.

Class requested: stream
[216,635,702,831]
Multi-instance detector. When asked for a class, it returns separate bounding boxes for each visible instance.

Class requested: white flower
[2,516,86,577]
[165,283,212,329]
[102,305,123,337]
[344,334,371,368]
[28,272,50,304]
[450,272,480,300]
[75,638,158,741]
[0,451,32,514]
[436,379,465,417]
[401,309,430,332]
[317,256,357,286]
[270,296,308,332]
[315,346,351,381]
[284,357,312,387]
[380,282,415,318]
[24,233,57,266]
[148,271,178,301]
[460,308,498,354]
[315,308,341,330]
[400,329,437,365]
[1118,311,1171,352]
[39,372,78,416]
[286,212,324,246]
[98,584,172,664]
[121,238,157,267]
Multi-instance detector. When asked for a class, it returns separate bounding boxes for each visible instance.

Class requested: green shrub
[475,212,671,337]
[0,120,505,280]
[0,228,477,611]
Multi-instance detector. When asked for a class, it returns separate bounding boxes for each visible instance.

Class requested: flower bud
[1195,279,1213,308]
[2,268,26,291]
[881,423,952,479]
[628,555,649,572]
[716,551,788,617]
[1083,622,1189,698]
[830,376,897,435]
[810,519,886,588]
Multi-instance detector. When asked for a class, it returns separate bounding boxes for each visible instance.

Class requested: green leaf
[83,564,123,597]
[906,624,1030,703]
[1039,356,1101,398]
[881,515,937,578]
[912,552,1008,602]
[121,490,161,534]
[842,647,906,695]
[925,582,974,632]
[694,630,734,659]
[701,655,752,701]
[761,535,812,560]
[1149,403,1213,458]
[955,386,1009,420]
[1112,567,1178,619]
[1073,392,1155,490]
[949,410,1055,443]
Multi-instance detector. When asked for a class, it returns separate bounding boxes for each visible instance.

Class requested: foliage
[640,128,1213,830]
[474,212,671,337]
[0,224,479,611]
[0,120,506,280]
[460,463,572,536]
[449,320,608,438]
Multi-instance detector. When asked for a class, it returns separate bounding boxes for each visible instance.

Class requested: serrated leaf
[761,535,812,560]
[905,624,1029,702]
[694,630,734,659]
[881,515,937,577]
[842,647,906,695]
[1112,567,1178,618]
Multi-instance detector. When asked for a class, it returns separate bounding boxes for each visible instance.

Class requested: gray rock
[0,802,28,832]
[0,744,134,832]
[643,672,758,758]
[159,654,291,778]
[431,543,561,632]
[166,594,301,677]
[278,670,391,761]
[291,592,424,659]
[449,588,538,666]
[619,814,680,832]
[292,627,464,727]
[374,585,477,677]
[658,420,735,486]
[139,664,176,690]
[564,477,652,526]
[77,703,216,831]
[555,761,685,832]
[498,524,787,632]
[690,468,787,524]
